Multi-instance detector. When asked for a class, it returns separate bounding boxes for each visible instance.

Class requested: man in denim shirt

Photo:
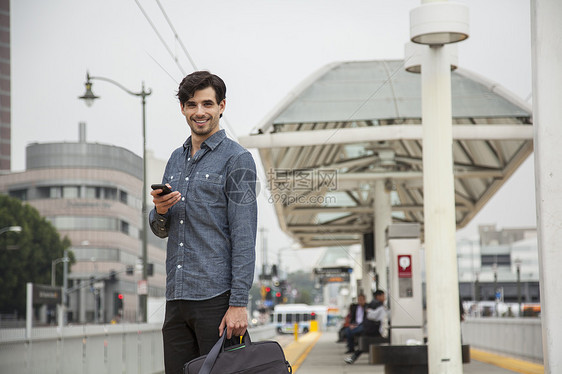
[149,71,257,374]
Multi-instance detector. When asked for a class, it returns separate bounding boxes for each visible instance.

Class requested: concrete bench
[369,344,470,374]
[358,335,389,352]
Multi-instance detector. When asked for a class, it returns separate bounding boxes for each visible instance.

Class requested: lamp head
[78,72,100,107]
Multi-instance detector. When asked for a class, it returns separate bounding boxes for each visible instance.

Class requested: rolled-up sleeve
[225,151,257,306]
[149,209,169,238]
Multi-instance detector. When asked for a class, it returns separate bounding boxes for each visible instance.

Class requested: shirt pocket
[164,171,182,192]
[192,171,224,203]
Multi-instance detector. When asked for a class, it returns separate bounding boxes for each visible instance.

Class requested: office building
[0,0,10,171]
[0,123,166,323]
[457,225,539,305]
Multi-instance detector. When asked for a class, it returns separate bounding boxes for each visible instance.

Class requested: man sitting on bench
[342,293,368,354]
[344,290,389,364]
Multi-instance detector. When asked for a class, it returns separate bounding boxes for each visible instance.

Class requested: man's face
[180,86,225,139]
[358,295,366,306]
[376,293,386,303]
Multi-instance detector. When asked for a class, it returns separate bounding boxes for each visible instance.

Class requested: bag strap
[198,333,226,374]
[198,331,252,374]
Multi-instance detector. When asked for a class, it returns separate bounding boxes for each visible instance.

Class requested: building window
[50,216,118,231]
[103,187,117,200]
[120,220,129,235]
[85,186,102,199]
[37,187,50,199]
[73,247,120,262]
[119,190,128,204]
[50,186,62,198]
[481,254,511,267]
[9,189,27,201]
[63,186,80,199]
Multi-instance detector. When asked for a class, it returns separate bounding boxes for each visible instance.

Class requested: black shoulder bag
[184,331,292,374]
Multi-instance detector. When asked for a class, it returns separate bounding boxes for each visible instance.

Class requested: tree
[287,270,321,304]
[0,195,74,316]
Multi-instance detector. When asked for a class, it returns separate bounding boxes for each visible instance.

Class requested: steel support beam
[239,124,533,149]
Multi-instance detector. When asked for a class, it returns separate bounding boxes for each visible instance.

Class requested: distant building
[0,123,166,323]
[457,225,539,305]
[0,0,10,171]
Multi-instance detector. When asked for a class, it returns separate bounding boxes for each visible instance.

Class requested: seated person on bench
[345,290,389,364]
[342,293,368,354]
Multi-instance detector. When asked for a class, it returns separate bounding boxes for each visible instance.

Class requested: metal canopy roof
[240,60,533,248]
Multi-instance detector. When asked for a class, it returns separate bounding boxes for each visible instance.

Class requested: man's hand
[219,306,248,339]
[150,184,181,215]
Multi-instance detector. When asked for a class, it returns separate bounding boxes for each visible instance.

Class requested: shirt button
[170,175,174,180]
[179,243,184,247]
[206,174,209,179]
[188,158,191,161]
[185,177,189,181]
[182,197,185,201]
[180,220,184,224]
[177,265,182,269]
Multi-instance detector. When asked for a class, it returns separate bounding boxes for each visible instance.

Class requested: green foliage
[0,195,74,315]
[287,270,321,304]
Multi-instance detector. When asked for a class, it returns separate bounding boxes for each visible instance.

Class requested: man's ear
[219,99,226,115]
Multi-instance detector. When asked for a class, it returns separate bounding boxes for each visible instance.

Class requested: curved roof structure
[240,60,533,247]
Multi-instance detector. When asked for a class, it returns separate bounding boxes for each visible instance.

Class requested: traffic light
[275,290,283,304]
[113,292,124,316]
[265,287,272,301]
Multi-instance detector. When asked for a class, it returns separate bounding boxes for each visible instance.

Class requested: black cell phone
[151,183,172,196]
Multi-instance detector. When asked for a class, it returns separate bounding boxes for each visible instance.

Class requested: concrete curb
[470,348,544,374]
[282,332,322,372]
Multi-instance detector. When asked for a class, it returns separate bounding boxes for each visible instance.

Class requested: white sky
[10,0,535,269]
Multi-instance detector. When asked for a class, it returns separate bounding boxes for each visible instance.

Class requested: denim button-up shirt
[149,130,257,306]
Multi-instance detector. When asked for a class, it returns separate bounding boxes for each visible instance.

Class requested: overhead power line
[134,0,239,141]
[133,0,186,76]
[155,0,198,71]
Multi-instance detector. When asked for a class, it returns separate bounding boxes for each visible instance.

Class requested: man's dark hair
[177,71,226,109]
[373,290,385,298]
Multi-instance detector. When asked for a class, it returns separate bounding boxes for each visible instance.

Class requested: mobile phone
[151,183,172,196]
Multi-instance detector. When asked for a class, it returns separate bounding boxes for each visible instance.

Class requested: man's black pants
[162,292,230,374]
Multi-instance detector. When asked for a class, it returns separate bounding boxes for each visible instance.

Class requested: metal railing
[461,317,543,363]
[0,323,276,374]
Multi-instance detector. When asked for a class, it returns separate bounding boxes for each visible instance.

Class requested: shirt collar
[183,129,226,152]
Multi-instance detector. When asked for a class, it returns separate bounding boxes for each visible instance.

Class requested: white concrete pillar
[531,1,562,372]
[26,283,32,340]
[360,236,372,301]
[323,284,331,307]
[374,180,392,294]
[422,45,462,374]
[79,280,87,323]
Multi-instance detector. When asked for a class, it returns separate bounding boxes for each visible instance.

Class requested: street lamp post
[0,226,22,251]
[0,226,22,236]
[79,71,152,322]
[51,250,69,327]
[492,262,498,316]
[51,252,69,287]
[514,258,522,316]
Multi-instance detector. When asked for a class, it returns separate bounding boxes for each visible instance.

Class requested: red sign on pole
[398,255,412,278]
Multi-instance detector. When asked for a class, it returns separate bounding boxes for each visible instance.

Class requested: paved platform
[284,331,531,374]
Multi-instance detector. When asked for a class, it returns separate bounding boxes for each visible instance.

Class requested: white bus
[271,304,327,334]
